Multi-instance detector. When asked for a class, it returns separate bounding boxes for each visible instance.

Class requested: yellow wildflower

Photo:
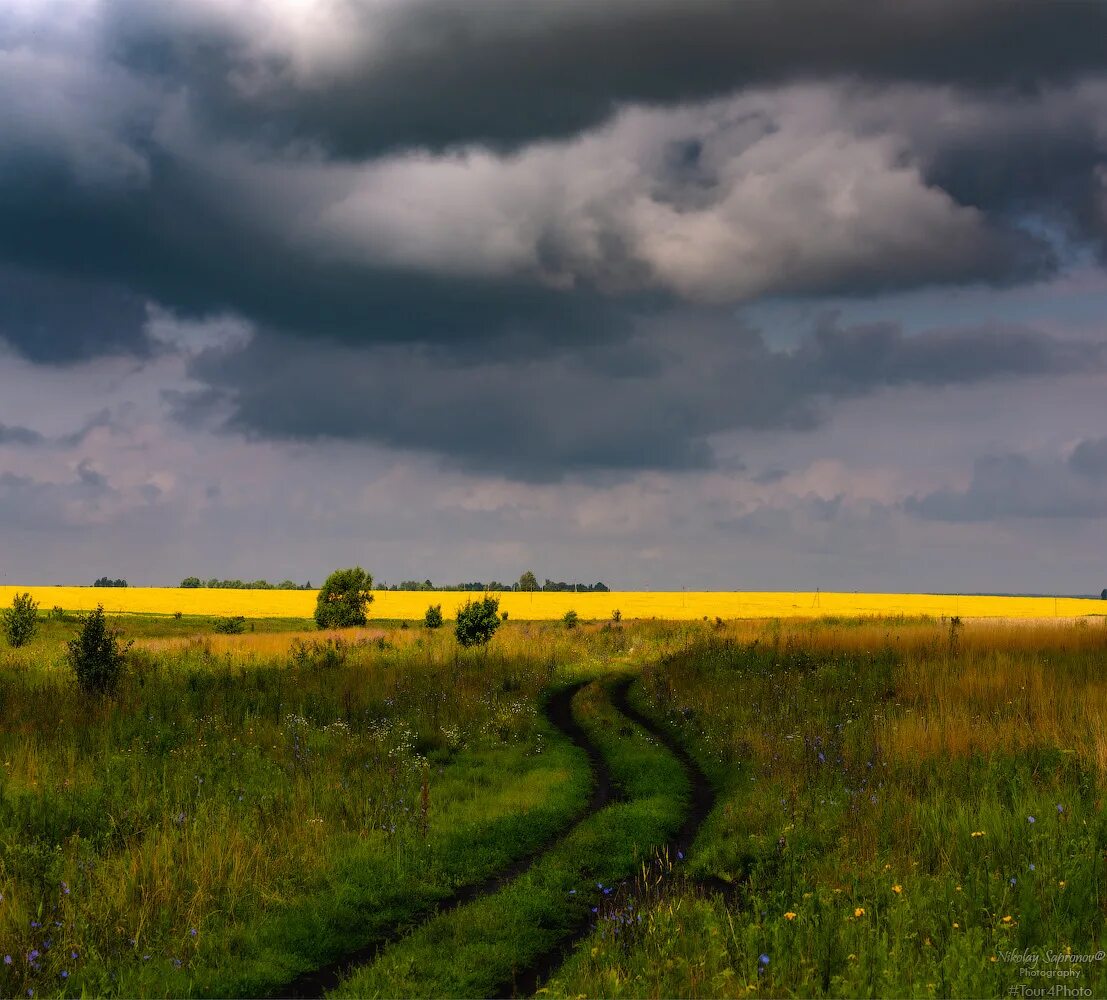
[854,907,865,917]
[1002,915,1014,924]
[784,912,797,921]
[971,831,986,838]
[892,885,903,894]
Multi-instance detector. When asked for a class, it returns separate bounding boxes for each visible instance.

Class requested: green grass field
[1,611,1105,998]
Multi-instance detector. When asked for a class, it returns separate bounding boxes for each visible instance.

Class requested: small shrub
[2,592,38,648]
[173,610,183,620]
[213,616,247,634]
[611,608,622,623]
[501,610,509,622]
[455,595,501,648]
[315,567,374,629]
[424,603,444,629]
[563,609,579,630]
[50,605,68,621]
[66,605,131,695]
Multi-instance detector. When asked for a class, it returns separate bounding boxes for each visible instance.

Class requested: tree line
[179,578,313,590]
[377,571,609,593]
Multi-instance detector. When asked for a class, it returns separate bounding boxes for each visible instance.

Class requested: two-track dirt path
[272,674,719,1000]
[272,681,612,998]
[499,676,719,998]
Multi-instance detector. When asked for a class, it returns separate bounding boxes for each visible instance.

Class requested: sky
[2,0,1107,592]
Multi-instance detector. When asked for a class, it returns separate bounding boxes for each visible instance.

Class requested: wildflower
[568,889,576,895]
[60,971,68,980]
[1059,881,1066,888]
[60,881,69,895]
[1057,804,1065,813]
[1002,915,1014,924]
[990,956,997,963]
[955,885,962,892]
[784,912,797,921]
[28,950,39,962]
[759,954,770,967]
[189,929,197,938]
[1029,864,1036,871]
[3,955,10,965]
[854,907,865,917]
[677,850,684,860]
[971,831,985,838]
[1010,877,1017,886]
[1028,816,1036,824]
[953,923,960,929]
[892,885,903,894]
[70,951,77,960]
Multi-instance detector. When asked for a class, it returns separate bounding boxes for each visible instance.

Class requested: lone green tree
[315,567,374,629]
[424,603,444,629]
[2,592,39,648]
[455,594,501,648]
[518,570,539,592]
[67,605,131,695]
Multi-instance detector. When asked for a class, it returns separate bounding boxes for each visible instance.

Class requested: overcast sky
[3,0,1107,592]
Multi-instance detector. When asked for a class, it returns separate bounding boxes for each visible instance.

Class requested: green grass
[3,614,1107,998]
[330,678,689,998]
[548,634,1107,998]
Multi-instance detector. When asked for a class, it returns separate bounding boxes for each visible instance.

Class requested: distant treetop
[93,577,128,588]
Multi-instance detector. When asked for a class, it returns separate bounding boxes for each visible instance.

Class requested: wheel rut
[498,675,720,999]
[271,680,612,999]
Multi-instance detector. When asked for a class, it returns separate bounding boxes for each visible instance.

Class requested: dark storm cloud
[1069,438,1107,479]
[106,1,1107,157]
[798,317,1101,389]
[179,317,1105,479]
[0,423,44,446]
[906,452,1107,522]
[0,265,149,363]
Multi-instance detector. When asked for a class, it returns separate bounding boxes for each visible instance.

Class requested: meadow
[1,607,1105,998]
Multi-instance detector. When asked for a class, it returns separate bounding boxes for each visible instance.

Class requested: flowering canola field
[2,586,1104,620]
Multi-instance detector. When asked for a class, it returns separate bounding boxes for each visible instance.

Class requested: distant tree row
[93,577,128,588]
[179,577,312,590]
[376,570,608,593]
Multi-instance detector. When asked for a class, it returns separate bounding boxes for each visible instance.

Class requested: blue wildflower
[1028,816,1036,824]
[759,954,770,966]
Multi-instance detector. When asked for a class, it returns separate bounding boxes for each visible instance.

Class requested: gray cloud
[3,6,1105,369]
[179,315,1104,478]
[105,1,1107,156]
[1069,437,1107,479]
[0,422,44,445]
[906,451,1107,521]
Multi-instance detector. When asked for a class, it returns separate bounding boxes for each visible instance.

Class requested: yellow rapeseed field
[2,586,1105,621]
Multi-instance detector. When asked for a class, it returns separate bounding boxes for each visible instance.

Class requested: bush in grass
[563,609,579,630]
[424,604,444,629]
[455,595,501,648]
[66,605,131,695]
[315,567,374,629]
[213,616,247,634]
[2,592,38,647]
